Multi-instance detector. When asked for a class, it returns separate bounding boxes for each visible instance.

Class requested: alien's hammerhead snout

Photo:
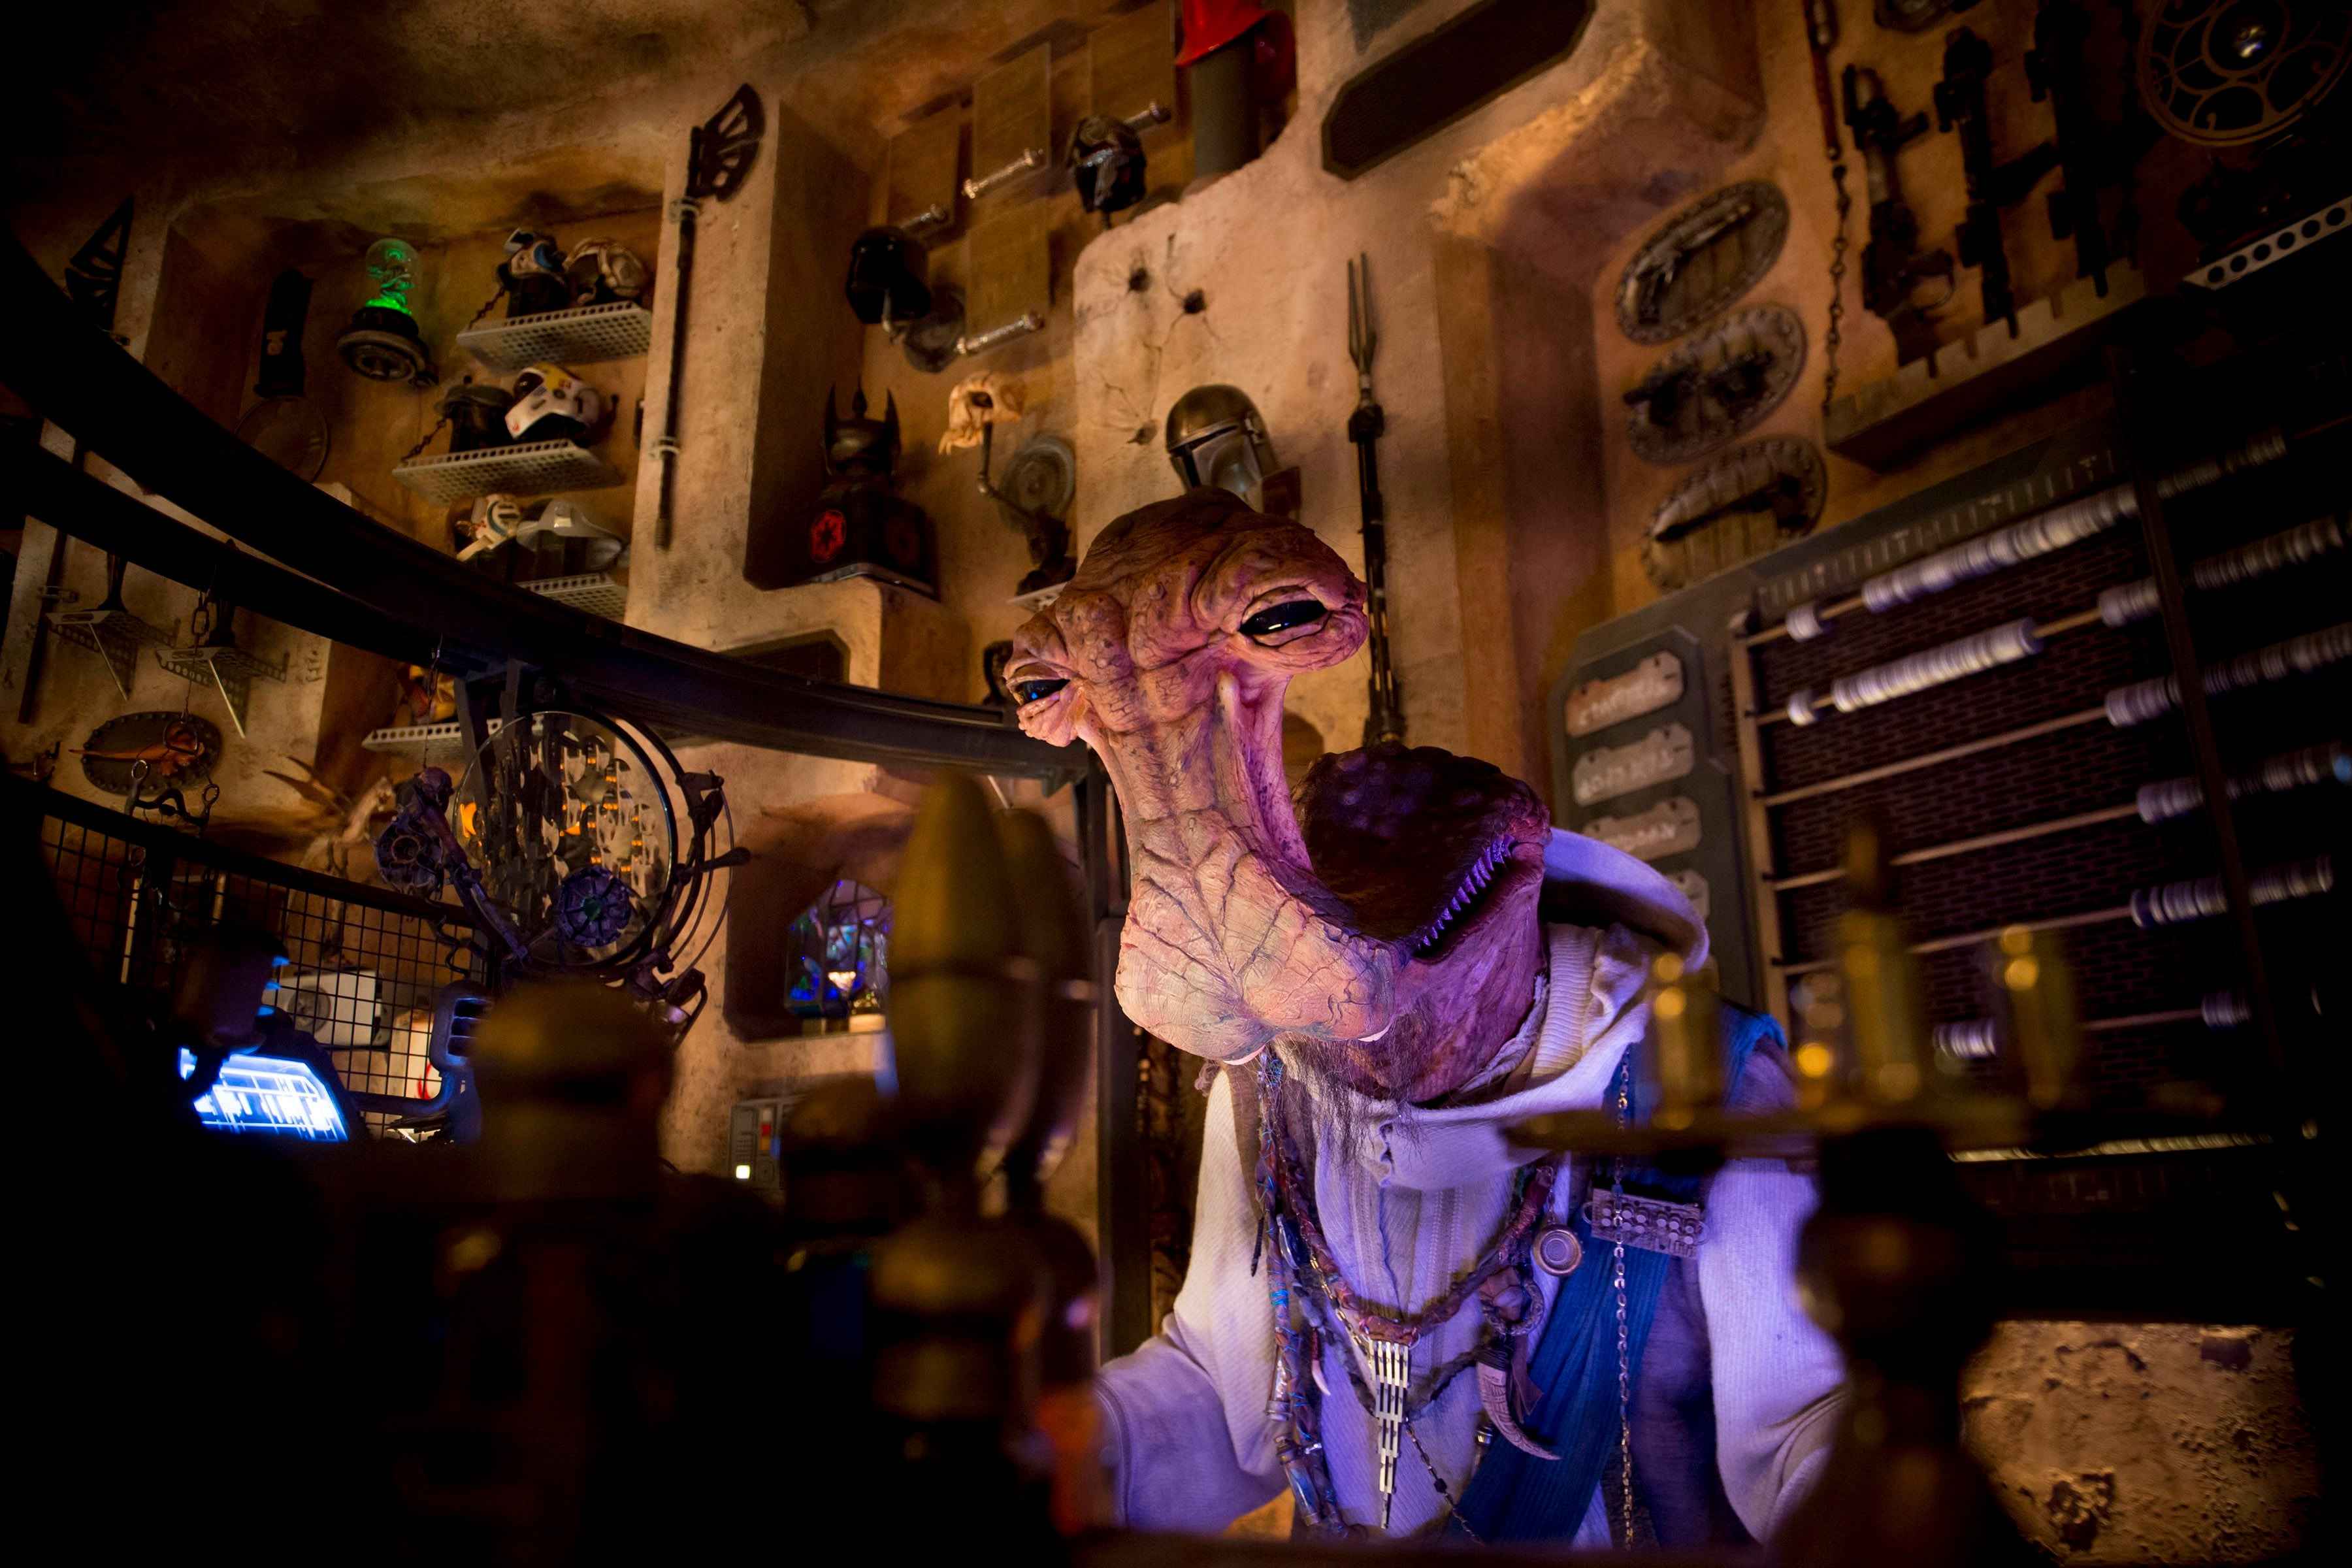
[1003,489,1548,1076]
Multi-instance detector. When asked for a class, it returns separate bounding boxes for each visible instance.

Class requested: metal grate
[17,777,485,1137]
[392,439,624,506]
[525,571,629,620]
[456,302,654,374]
[363,718,503,765]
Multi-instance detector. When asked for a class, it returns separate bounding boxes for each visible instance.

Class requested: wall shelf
[457,302,653,373]
[525,570,629,620]
[363,717,503,764]
[391,439,624,506]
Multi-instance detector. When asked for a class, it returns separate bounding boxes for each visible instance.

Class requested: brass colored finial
[1991,926,2083,1111]
[1642,951,1725,1129]
[1837,814,1929,1105]
[997,809,1096,1198]
[886,771,1041,1188]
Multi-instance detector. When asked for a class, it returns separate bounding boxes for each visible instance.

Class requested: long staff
[1348,255,1406,747]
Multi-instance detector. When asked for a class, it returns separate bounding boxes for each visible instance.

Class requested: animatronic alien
[1008,489,1842,1542]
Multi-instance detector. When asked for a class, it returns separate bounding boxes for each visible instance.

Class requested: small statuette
[1533,1226,1584,1277]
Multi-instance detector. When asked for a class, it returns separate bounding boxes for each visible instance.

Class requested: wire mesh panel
[19,779,485,1138]
[455,302,654,373]
[524,572,629,620]
[391,439,624,506]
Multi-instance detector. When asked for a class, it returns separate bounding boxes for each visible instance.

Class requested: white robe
[1094,831,1846,1539]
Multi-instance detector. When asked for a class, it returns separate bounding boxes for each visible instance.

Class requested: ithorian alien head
[1008,489,1550,1101]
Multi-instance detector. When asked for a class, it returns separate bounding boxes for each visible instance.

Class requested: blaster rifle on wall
[2023,0,2160,297]
[1935,27,2058,336]
[1842,65,1954,363]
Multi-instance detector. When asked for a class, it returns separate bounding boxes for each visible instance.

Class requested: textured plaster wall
[1580,0,2226,640]
[1962,1322,2318,1562]
[1070,0,1769,785]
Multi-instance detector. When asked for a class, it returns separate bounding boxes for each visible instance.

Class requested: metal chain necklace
[1613,1058,1635,1548]
[1821,159,1852,415]
[1256,1054,1561,1533]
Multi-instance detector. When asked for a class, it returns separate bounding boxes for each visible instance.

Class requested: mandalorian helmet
[1067,116,1147,214]
[1164,384,1278,498]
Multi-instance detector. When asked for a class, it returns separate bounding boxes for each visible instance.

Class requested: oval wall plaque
[1614,180,1789,345]
[1641,436,1827,593]
[1622,302,1806,465]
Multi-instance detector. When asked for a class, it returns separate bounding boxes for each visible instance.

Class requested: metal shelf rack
[456,302,653,373]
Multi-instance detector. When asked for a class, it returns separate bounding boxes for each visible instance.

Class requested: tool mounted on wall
[2024,0,2159,299]
[23,198,137,725]
[1843,64,1955,362]
[1800,2,1854,414]
[159,582,287,739]
[1347,253,1405,749]
[1935,27,2058,338]
[655,83,764,551]
[1614,182,1790,346]
[235,269,329,482]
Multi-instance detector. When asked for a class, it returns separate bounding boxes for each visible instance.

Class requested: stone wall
[1963,1322,2317,1562]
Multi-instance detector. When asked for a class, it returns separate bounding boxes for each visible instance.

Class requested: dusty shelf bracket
[46,555,167,698]
[157,642,287,738]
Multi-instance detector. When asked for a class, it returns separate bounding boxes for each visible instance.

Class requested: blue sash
[1452,1003,1781,1543]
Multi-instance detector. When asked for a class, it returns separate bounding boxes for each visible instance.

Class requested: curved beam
[10,446,441,670]
[0,227,1077,781]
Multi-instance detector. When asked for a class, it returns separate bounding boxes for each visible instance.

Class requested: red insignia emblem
[809,508,847,563]
[885,516,921,568]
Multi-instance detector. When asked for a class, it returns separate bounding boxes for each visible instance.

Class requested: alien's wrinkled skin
[1009,489,1549,1102]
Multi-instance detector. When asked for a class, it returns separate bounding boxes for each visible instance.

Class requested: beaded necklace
[1252,1050,1564,1533]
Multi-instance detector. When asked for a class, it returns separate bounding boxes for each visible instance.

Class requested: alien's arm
[1698,1043,1847,1541]
[1094,1066,1285,1531]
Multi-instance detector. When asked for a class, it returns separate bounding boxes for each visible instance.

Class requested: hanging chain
[1820,157,1853,416]
[1614,1061,1635,1549]
[466,282,509,330]
[401,412,451,464]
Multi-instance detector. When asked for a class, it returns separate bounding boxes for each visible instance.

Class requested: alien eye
[1239,598,1328,645]
[1013,678,1070,704]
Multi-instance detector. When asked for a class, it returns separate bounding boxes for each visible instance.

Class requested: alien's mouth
[1405,836,1518,956]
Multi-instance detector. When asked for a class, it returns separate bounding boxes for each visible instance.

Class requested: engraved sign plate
[971,45,1051,208]
[1582,796,1701,862]
[1565,651,1684,736]
[1571,721,1695,806]
[887,107,961,232]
